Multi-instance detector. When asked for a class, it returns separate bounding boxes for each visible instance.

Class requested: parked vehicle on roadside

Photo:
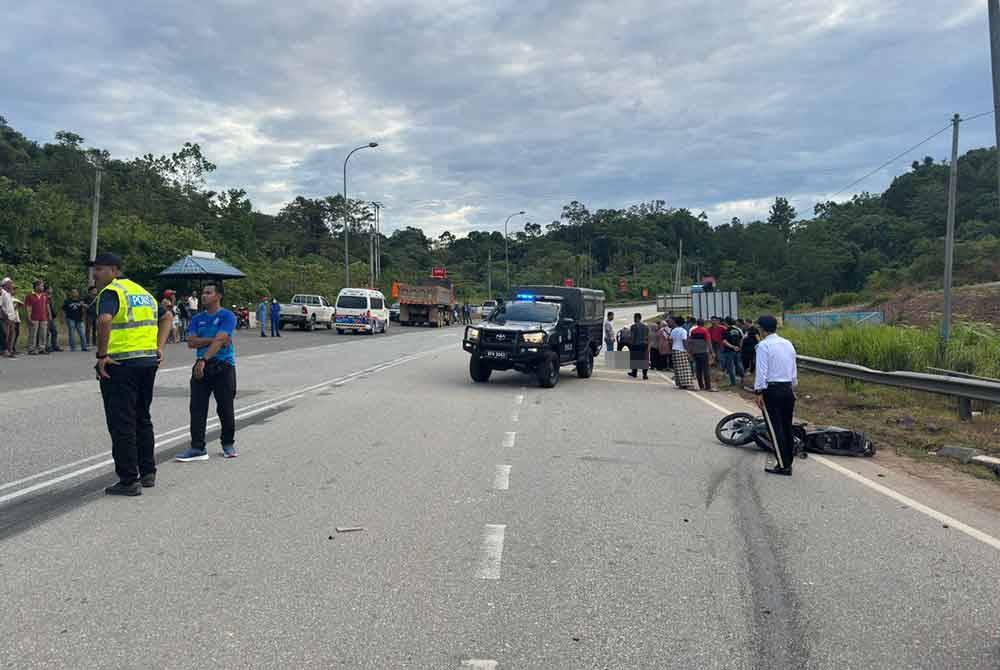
[398,281,454,327]
[335,288,390,335]
[279,294,336,331]
[389,302,400,322]
[462,286,605,388]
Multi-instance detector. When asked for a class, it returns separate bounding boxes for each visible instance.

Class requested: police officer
[93,253,173,496]
[753,314,798,476]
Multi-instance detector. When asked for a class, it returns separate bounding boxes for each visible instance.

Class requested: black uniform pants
[693,353,711,390]
[763,384,796,470]
[100,364,158,484]
[190,363,237,450]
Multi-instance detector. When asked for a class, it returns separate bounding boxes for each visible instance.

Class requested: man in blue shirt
[177,282,239,461]
[257,296,269,337]
[270,297,281,337]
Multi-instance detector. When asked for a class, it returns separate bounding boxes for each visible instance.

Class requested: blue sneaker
[176,448,208,462]
[221,444,238,459]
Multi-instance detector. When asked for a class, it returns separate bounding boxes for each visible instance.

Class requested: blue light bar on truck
[515,293,537,301]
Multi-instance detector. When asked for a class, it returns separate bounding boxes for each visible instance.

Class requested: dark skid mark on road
[733,468,810,669]
[0,404,292,542]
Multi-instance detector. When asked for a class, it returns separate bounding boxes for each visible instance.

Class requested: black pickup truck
[462,285,606,388]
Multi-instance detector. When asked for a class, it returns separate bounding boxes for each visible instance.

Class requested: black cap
[91,252,122,268]
[757,315,778,333]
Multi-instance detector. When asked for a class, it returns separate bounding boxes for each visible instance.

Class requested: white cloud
[2,0,993,236]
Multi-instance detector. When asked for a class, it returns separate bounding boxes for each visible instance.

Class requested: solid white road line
[461,661,498,669]
[0,344,454,505]
[502,432,516,448]
[493,465,511,491]
[474,524,507,580]
[675,377,1000,554]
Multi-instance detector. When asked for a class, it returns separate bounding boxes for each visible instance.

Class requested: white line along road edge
[474,524,507,580]
[675,375,1000,554]
[0,343,455,506]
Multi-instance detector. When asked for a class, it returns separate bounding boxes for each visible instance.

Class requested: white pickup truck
[279,294,336,331]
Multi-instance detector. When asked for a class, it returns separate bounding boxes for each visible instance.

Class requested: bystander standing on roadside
[45,284,62,352]
[707,316,725,366]
[670,317,696,390]
[257,296,269,337]
[1,277,18,357]
[604,311,616,352]
[85,285,99,349]
[177,282,239,462]
[25,280,50,355]
[686,318,713,391]
[270,297,281,337]
[720,317,745,386]
[63,288,88,352]
[741,324,760,375]
[177,294,191,342]
[93,252,173,496]
[684,315,696,333]
[627,312,649,380]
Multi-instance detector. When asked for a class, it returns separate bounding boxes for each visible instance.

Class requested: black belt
[766,381,793,388]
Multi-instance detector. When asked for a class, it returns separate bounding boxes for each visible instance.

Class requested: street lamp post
[343,142,378,287]
[504,210,525,293]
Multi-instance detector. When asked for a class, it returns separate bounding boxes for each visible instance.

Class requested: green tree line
[2,116,998,310]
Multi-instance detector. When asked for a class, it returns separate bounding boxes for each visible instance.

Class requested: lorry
[278,294,336,331]
[398,278,455,327]
[462,285,606,388]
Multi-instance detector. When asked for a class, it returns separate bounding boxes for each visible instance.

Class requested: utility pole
[369,204,375,289]
[989,0,1000,203]
[942,113,961,346]
[88,164,103,284]
[674,239,683,294]
[374,202,381,281]
[487,247,492,299]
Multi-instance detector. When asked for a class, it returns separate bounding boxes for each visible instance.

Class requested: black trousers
[693,353,711,390]
[763,384,796,470]
[190,363,237,450]
[100,364,158,484]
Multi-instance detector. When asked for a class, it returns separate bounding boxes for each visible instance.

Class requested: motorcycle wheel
[715,412,757,446]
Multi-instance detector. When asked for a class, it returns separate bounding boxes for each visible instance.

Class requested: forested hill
[2,116,999,308]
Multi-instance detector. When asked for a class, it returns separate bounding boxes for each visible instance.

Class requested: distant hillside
[2,116,999,307]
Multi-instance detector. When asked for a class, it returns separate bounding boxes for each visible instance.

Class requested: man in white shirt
[603,312,616,352]
[753,315,798,476]
[1,277,19,357]
[668,317,695,389]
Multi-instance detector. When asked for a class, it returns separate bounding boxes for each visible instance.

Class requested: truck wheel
[538,353,560,388]
[576,351,594,378]
[326,319,333,330]
[336,328,344,334]
[306,316,316,332]
[470,356,492,382]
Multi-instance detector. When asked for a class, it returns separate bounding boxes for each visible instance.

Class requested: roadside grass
[782,323,1000,379]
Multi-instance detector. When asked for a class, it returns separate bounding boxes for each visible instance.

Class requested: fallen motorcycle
[715,412,875,458]
[715,412,808,459]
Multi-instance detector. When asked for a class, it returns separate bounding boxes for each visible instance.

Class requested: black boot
[105,481,142,496]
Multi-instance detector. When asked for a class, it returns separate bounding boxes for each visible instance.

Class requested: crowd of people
[0,277,206,358]
[605,311,762,392]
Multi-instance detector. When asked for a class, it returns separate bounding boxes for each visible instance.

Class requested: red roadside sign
[431,267,447,279]
[563,278,574,287]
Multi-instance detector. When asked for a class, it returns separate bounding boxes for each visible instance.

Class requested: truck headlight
[467,327,480,341]
[522,332,545,345]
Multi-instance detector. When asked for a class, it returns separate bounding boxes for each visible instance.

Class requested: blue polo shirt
[187,308,237,366]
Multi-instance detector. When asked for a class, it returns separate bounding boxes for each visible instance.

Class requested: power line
[827,110,997,200]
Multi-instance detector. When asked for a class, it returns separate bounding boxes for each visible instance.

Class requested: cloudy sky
[2,0,995,237]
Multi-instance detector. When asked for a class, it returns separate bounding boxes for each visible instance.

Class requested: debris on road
[336,526,365,533]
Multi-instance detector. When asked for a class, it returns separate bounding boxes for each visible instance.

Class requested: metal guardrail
[797,356,1000,420]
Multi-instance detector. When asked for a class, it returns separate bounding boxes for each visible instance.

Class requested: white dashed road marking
[493,465,511,490]
[502,432,516,448]
[474,524,507,579]
[461,661,498,669]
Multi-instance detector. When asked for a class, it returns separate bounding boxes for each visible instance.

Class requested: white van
[334,288,390,334]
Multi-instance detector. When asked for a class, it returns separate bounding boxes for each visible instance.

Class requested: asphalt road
[3,303,1000,669]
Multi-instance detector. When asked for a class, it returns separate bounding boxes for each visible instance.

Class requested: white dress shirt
[753,332,798,391]
[669,326,688,352]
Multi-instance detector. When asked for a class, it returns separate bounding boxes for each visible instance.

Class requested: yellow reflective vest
[98,278,159,361]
